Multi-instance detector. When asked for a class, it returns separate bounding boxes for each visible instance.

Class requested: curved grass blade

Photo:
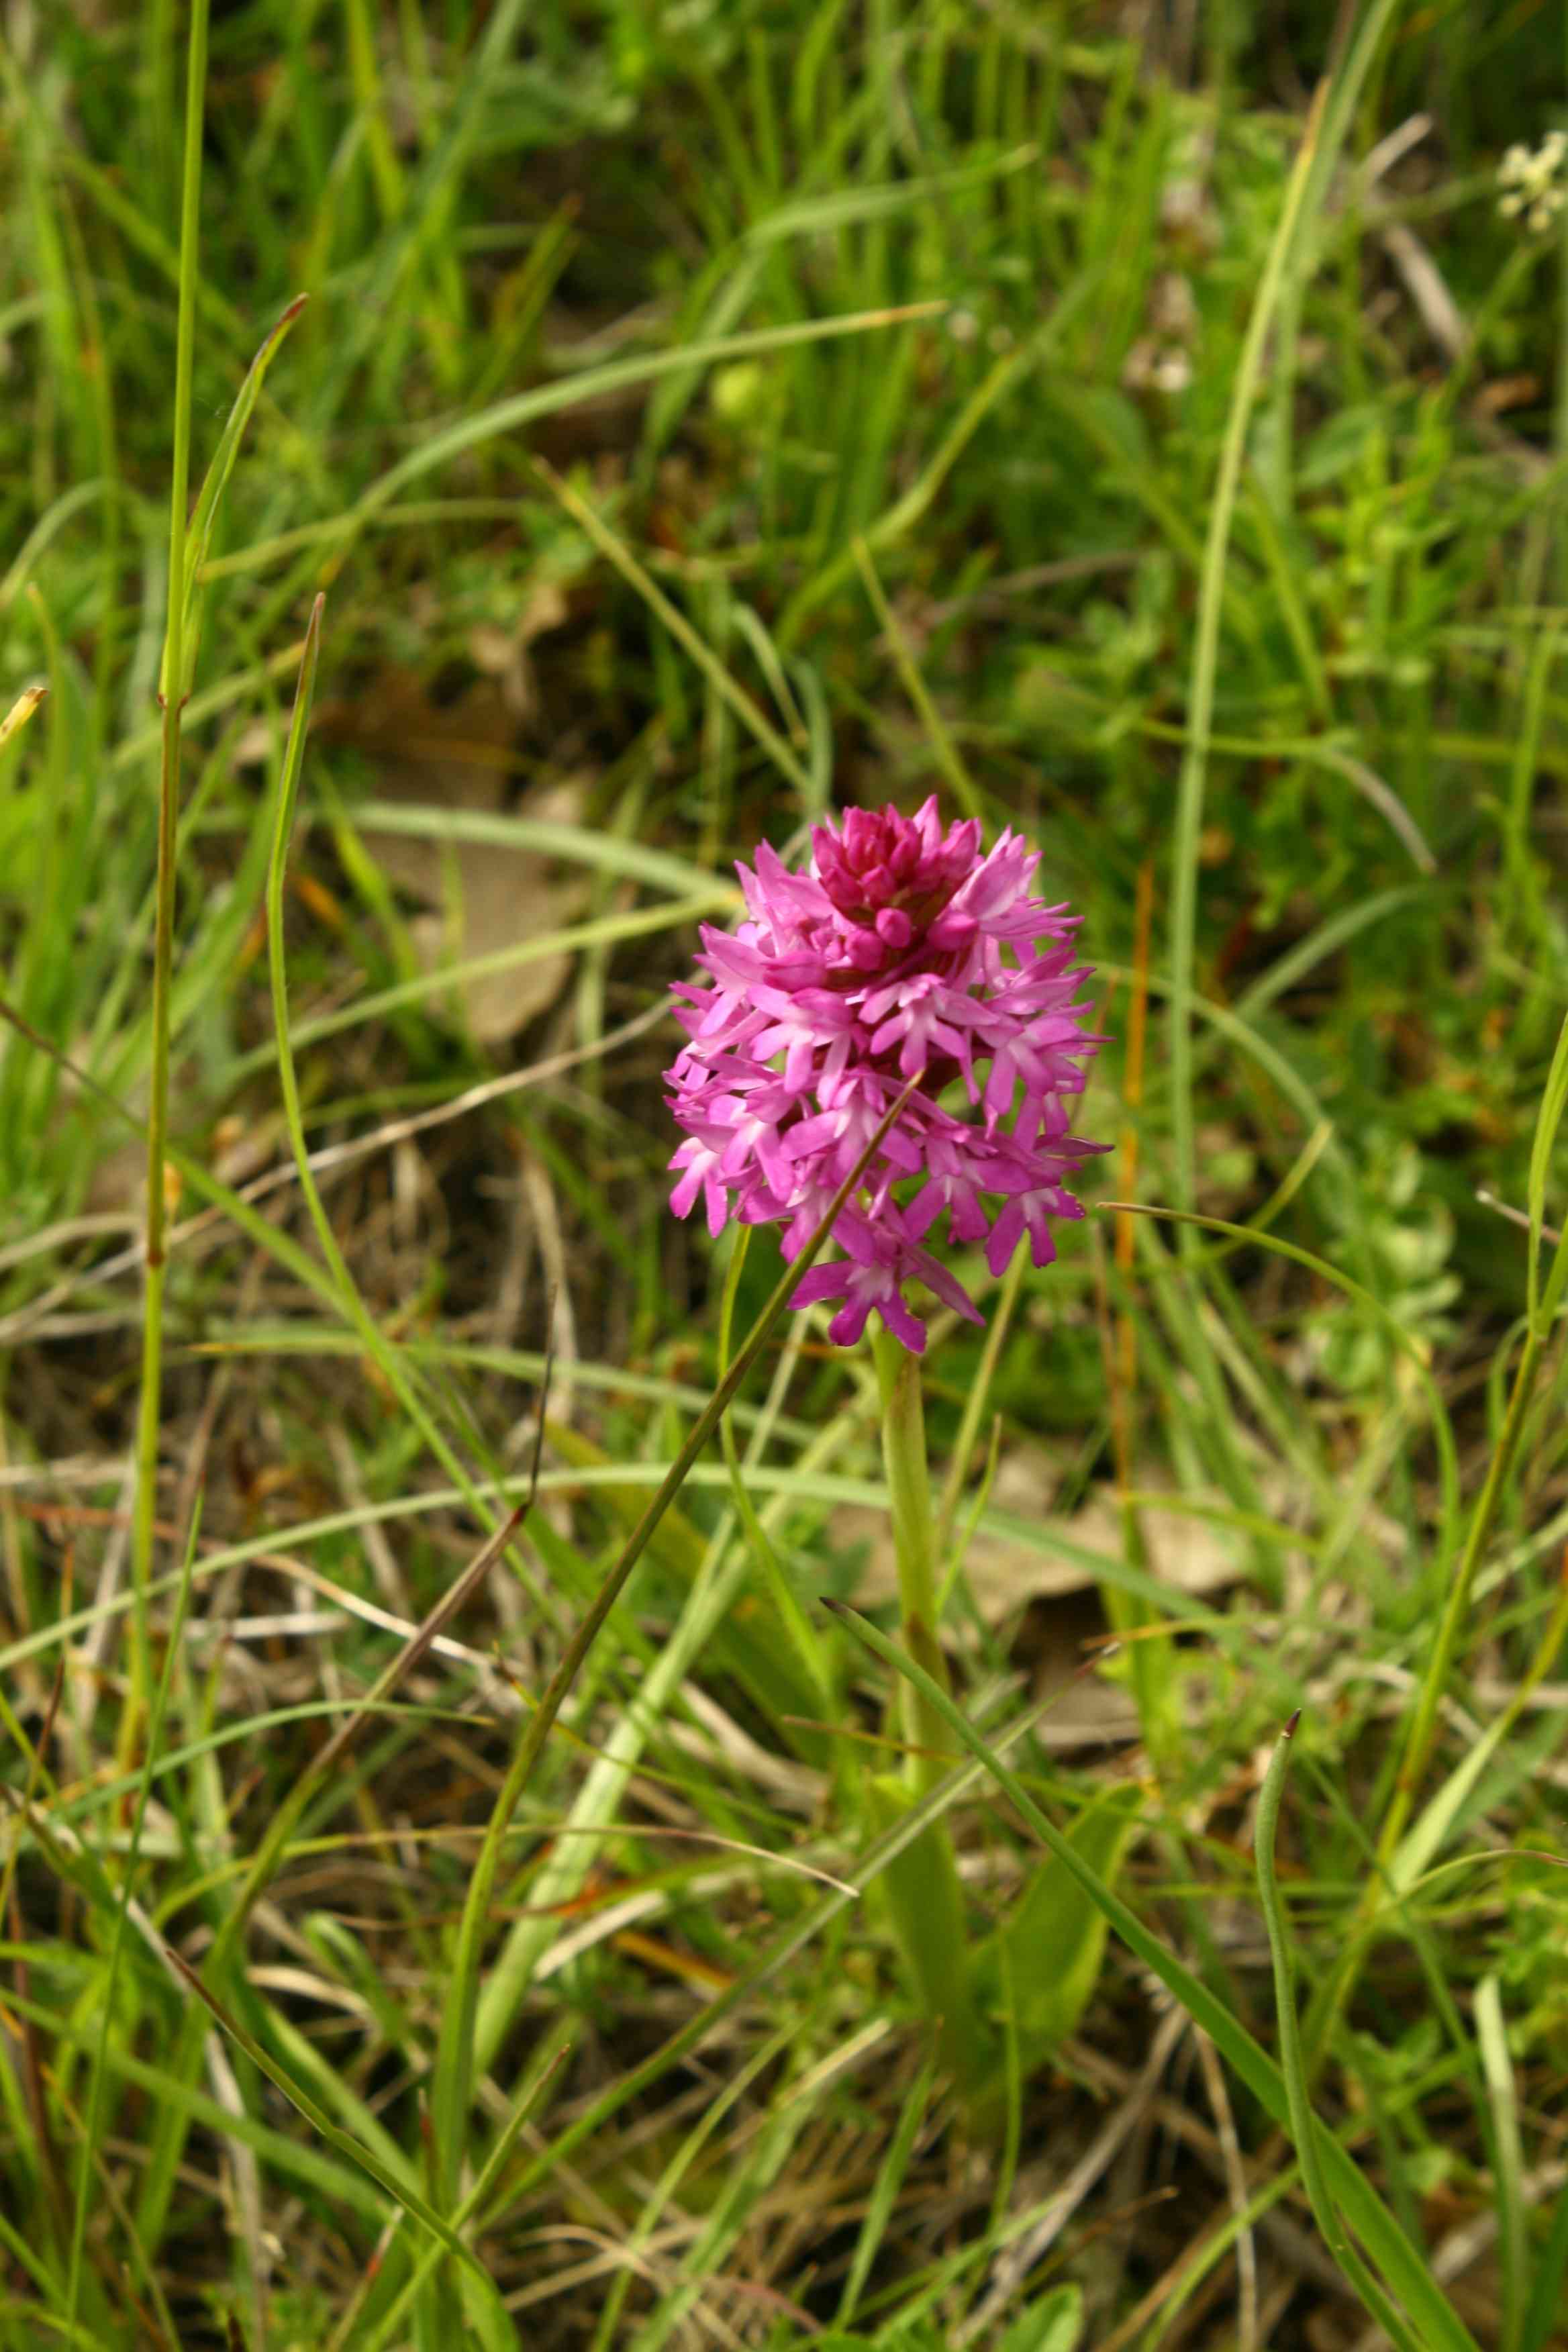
[1097,1197,1459,1541]
[362,304,940,522]
[365,1710,1044,2352]
[1520,2165,1568,2352]
[535,457,815,799]
[160,1944,507,2316]
[262,595,495,1522]
[130,0,209,1773]
[823,1600,1481,2352]
[328,2039,571,2352]
[1254,1716,1429,2352]
[0,683,47,751]
[716,1228,835,1718]
[1474,1975,1526,2352]
[1169,0,1404,1219]
[158,293,307,708]
[428,1073,930,2212]
[1,1977,387,2220]
[66,1514,201,2339]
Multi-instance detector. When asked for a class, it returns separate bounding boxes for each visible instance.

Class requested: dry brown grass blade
[7,1879,71,2249]
[0,994,668,1348]
[957,2005,1187,2343]
[303,1312,554,1794]
[0,683,47,751]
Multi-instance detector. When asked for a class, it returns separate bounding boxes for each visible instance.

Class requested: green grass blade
[716,1229,834,1716]
[344,2036,573,2352]
[129,0,208,1775]
[260,599,502,1518]
[360,303,940,522]
[1254,1716,1432,2352]
[1475,1975,1527,2352]
[824,1602,1482,2352]
[536,456,816,799]
[158,1943,507,2313]
[65,1514,201,2341]
[1097,1199,1459,1540]
[428,1075,928,2211]
[1520,2165,1568,2352]
[1168,85,1324,1226]
[230,889,732,1075]
[834,2054,938,2328]
[1526,1009,1568,1333]
[156,293,306,708]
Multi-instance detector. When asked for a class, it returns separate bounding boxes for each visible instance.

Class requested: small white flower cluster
[1498,131,1567,234]
[1123,272,1198,397]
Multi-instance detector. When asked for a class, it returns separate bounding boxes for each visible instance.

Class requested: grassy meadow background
[4,1,1568,2345]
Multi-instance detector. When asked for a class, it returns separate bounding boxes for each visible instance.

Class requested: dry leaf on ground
[838,1444,1248,1616]
[320,667,592,1043]
[832,1447,1251,1749]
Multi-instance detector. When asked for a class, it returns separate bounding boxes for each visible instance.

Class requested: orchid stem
[871,1325,983,2086]
[873,1329,952,1787]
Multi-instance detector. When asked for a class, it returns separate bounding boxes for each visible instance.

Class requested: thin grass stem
[428,1077,928,2218]
[1254,1715,1428,2352]
[826,1600,1481,2352]
[1169,83,1324,1226]
[129,0,209,1749]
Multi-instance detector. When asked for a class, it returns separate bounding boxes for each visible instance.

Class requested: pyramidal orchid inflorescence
[666,799,1106,1352]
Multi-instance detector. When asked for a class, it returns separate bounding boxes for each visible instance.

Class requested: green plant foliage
[5,0,1568,2344]
[971,1782,1144,2079]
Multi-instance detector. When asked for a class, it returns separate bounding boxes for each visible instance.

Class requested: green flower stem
[870,1326,983,2087]
[872,1328,951,1790]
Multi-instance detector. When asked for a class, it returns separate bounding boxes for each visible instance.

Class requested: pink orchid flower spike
[667,797,1106,1353]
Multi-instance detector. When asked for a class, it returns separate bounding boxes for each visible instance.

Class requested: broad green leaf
[973,1783,1142,2071]
[869,1771,985,2086]
[999,2284,1083,2352]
